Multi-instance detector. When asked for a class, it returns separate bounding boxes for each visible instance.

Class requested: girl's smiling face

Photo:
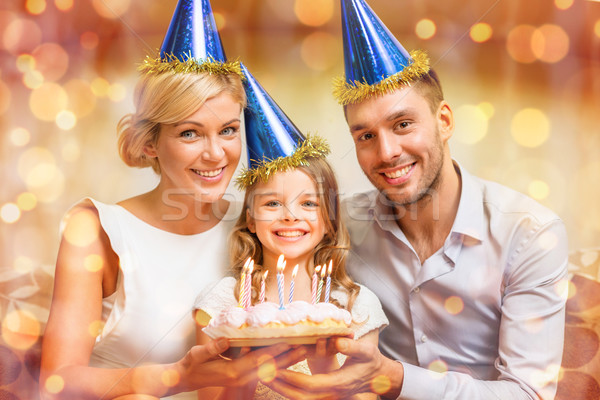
[246,168,327,270]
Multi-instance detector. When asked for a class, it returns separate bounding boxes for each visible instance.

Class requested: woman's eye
[180,130,197,139]
[221,126,238,136]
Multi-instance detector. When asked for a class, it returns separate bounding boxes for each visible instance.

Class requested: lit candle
[238,257,251,307]
[324,260,333,303]
[243,260,254,309]
[288,264,299,304]
[316,265,326,303]
[259,270,268,303]
[277,255,286,309]
[311,265,321,304]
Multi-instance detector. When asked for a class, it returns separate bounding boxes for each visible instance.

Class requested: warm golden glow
[531,24,569,63]
[14,256,35,273]
[257,355,277,383]
[428,359,448,376]
[370,375,392,395]
[415,19,436,40]
[88,320,105,337]
[510,108,550,148]
[108,83,127,102]
[528,180,550,200]
[26,0,46,15]
[80,31,99,49]
[444,296,464,315]
[213,11,226,31]
[0,203,21,224]
[25,163,66,203]
[84,254,104,272]
[506,25,537,63]
[56,110,77,130]
[300,31,339,71]
[91,77,111,97]
[92,0,131,19]
[45,375,65,394]
[453,104,488,144]
[62,138,81,162]
[33,42,69,82]
[595,20,600,38]
[0,80,10,115]
[2,309,41,350]
[477,102,495,119]
[294,0,334,27]
[23,69,44,89]
[29,82,68,121]
[3,18,42,54]
[16,191,38,211]
[63,209,100,247]
[65,79,97,117]
[9,128,31,147]
[161,369,181,387]
[55,0,74,11]
[554,0,574,9]
[470,23,492,43]
[16,54,36,72]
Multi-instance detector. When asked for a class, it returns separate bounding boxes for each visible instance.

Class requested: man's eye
[358,132,374,141]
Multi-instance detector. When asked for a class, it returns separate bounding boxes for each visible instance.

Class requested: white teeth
[193,167,223,177]
[384,165,412,179]
[276,230,305,237]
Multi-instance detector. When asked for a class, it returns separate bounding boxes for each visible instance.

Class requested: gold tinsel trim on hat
[236,135,331,189]
[138,52,243,78]
[332,50,430,106]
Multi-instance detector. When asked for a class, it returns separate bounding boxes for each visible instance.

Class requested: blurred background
[0,0,599,345]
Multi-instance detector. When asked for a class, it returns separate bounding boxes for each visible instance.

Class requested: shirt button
[414,287,420,293]
[421,334,428,343]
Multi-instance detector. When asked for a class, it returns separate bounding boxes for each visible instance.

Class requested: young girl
[194,151,388,400]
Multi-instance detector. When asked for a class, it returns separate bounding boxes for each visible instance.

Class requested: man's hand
[265,337,404,399]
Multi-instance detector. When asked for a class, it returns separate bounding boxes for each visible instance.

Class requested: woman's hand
[177,338,307,392]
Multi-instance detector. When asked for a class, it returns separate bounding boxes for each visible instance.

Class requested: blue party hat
[236,63,330,189]
[333,0,430,105]
[139,0,241,76]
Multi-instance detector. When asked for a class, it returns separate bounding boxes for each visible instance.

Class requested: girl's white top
[73,198,239,400]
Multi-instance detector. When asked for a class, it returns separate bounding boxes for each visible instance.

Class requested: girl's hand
[306,337,340,375]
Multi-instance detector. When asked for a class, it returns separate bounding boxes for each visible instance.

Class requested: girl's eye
[303,200,319,208]
[265,200,281,207]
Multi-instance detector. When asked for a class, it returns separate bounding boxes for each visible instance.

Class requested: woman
[39,1,304,398]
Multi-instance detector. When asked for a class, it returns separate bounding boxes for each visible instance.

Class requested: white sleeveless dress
[83,198,240,400]
[195,277,389,400]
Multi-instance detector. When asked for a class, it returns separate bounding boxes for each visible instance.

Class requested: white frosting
[203,301,353,339]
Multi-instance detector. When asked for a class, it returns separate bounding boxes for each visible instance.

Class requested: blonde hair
[117,72,246,174]
[229,157,361,311]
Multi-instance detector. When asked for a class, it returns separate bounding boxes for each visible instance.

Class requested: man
[266,0,568,399]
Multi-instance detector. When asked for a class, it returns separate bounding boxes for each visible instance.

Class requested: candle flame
[315,265,321,274]
[292,264,299,278]
[263,270,269,280]
[320,266,327,278]
[328,260,332,275]
[277,254,286,272]
[243,257,252,270]
[248,261,254,274]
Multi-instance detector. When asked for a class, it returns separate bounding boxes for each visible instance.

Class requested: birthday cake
[203,300,352,345]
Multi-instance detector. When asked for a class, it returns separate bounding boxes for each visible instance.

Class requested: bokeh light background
[0,0,599,345]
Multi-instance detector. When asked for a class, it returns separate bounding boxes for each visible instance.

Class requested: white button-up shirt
[342,163,568,400]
